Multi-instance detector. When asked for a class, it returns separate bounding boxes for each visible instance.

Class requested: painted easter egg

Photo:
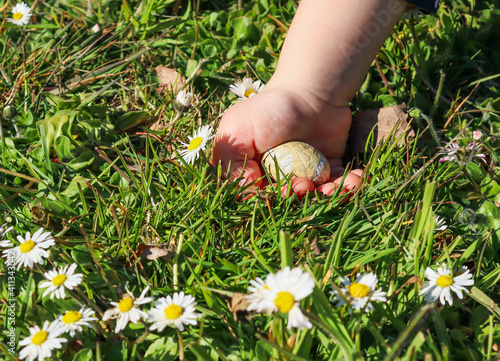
[262,141,330,186]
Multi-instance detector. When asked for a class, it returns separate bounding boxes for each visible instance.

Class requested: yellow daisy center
[13,12,24,20]
[244,89,256,98]
[32,330,48,345]
[188,137,203,151]
[118,297,134,312]
[164,304,183,320]
[274,291,295,313]
[52,274,67,286]
[20,240,35,253]
[348,283,370,298]
[436,275,453,288]
[62,311,82,324]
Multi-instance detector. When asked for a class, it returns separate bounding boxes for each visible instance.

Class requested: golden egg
[262,141,330,186]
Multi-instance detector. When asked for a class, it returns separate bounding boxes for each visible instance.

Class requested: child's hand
[212,83,362,197]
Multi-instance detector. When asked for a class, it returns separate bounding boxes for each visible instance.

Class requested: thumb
[212,132,263,187]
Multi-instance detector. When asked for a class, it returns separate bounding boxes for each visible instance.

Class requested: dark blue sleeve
[406,0,439,13]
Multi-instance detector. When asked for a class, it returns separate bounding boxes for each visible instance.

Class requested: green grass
[1,0,500,360]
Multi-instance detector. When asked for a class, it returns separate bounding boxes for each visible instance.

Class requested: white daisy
[8,2,32,27]
[437,140,486,165]
[147,291,201,332]
[261,267,315,329]
[419,264,474,306]
[435,216,448,232]
[436,141,461,162]
[0,223,14,247]
[18,320,66,361]
[246,277,271,313]
[91,23,100,33]
[176,90,194,108]
[57,307,98,337]
[39,263,84,299]
[2,228,55,269]
[103,286,154,333]
[179,125,215,165]
[331,273,387,313]
[229,77,264,101]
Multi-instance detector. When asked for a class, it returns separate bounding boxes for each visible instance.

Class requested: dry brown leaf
[155,65,186,93]
[349,103,415,153]
[307,235,321,255]
[137,243,174,261]
[228,292,250,321]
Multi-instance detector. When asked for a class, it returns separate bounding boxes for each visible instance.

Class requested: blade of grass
[279,230,293,269]
[383,304,434,361]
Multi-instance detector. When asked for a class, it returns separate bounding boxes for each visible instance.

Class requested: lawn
[0,0,499,360]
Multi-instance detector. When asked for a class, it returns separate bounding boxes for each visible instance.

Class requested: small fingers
[317,169,363,196]
[225,160,263,187]
[280,177,315,198]
[332,171,361,191]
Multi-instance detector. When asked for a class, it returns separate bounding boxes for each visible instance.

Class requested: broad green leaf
[72,244,94,265]
[73,348,93,361]
[115,111,149,131]
[466,162,483,183]
[61,175,89,198]
[144,337,178,361]
[66,150,95,171]
[481,177,500,200]
[54,135,73,160]
[42,297,80,316]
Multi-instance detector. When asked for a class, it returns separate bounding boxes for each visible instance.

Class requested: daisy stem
[72,287,105,317]
[442,242,453,273]
[177,328,185,361]
[270,317,285,359]
[419,112,441,146]
[199,148,209,165]
[173,233,184,291]
[64,289,109,337]
[134,322,150,345]
[165,111,182,141]
[354,313,362,356]
[182,58,209,89]
[430,70,446,119]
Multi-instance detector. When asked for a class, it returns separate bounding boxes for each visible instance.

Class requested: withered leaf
[308,235,321,255]
[349,103,415,153]
[229,292,250,321]
[155,65,186,93]
[137,243,174,261]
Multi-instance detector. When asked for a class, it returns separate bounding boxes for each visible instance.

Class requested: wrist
[264,76,350,114]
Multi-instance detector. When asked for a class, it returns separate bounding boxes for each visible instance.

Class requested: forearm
[270,0,407,106]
